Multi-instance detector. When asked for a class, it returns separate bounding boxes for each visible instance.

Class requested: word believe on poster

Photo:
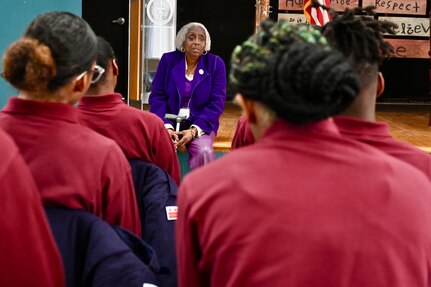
[385,38,429,58]
[380,16,429,37]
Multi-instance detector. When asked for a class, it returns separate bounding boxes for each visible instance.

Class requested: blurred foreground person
[320,7,431,179]
[0,12,141,235]
[0,128,64,286]
[176,20,431,287]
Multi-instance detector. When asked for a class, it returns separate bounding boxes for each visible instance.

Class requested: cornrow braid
[321,5,396,68]
[230,20,327,104]
[229,19,360,124]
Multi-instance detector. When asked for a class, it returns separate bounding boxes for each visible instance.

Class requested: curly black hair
[321,6,396,70]
[229,20,360,124]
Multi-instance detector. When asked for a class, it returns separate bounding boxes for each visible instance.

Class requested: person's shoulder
[139,109,164,122]
[161,50,183,61]
[80,129,129,167]
[356,141,431,193]
[117,103,162,121]
[206,52,225,63]
[110,103,165,134]
[179,145,268,207]
[0,128,20,176]
[387,140,431,178]
[118,102,144,115]
[164,50,180,55]
[132,108,166,126]
[202,53,226,74]
[390,137,430,157]
[77,125,123,151]
[182,146,257,189]
[0,128,17,154]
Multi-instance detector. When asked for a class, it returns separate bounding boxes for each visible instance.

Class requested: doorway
[82,0,130,101]
[177,0,256,99]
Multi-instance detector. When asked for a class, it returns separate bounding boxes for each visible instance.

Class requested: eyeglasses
[75,65,106,84]
[91,65,105,84]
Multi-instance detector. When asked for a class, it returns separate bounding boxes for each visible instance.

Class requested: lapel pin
[199,69,204,75]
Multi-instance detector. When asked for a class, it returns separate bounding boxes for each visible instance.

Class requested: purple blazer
[149,50,226,134]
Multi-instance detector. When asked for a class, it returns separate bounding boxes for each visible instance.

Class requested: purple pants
[187,132,216,170]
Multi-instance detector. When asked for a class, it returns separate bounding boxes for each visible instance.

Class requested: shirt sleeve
[191,124,205,137]
[149,53,171,125]
[165,123,175,130]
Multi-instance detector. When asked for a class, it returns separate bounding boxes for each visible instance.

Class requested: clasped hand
[167,129,194,148]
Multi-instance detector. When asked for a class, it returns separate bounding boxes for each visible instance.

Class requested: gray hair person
[175,22,211,52]
[149,21,226,170]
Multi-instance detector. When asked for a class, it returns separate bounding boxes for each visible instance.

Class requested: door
[82,0,129,101]
[177,0,256,100]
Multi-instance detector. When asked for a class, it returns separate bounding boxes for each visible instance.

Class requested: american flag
[303,0,331,26]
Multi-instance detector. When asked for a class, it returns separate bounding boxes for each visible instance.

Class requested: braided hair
[229,20,360,124]
[321,6,396,73]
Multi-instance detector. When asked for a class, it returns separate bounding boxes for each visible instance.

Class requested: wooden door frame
[255,0,271,32]
[129,0,142,102]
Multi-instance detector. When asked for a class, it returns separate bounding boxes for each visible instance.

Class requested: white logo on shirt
[165,206,178,221]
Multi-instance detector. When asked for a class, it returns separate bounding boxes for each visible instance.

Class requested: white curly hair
[175,22,211,52]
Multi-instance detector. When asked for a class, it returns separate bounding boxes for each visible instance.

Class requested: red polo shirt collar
[2,97,79,123]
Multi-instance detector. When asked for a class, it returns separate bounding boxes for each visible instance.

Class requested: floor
[214,102,242,152]
[137,101,431,153]
[215,102,431,153]
[376,111,431,153]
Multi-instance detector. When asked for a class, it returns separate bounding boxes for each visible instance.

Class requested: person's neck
[251,103,277,141]
[339,89,377,122]
[86,85,115,96]
[18,91,69,104]
[185,55,199,68]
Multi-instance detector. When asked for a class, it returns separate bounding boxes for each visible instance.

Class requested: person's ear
[73,72,91,93]
[235,93,257,124]
[376,72,385,98]
[73,73,90,93]
[112,59,119,76]
[64,70,92,104]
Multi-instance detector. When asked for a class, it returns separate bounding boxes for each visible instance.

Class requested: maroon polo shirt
[335,116,431,180]
[231,115,255,150]
[0,97,141,236]
[177,118,431,287]
[0,128,65,286]
[77,93,181,185]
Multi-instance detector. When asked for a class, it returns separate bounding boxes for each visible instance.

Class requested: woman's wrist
[190,127,197,139]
